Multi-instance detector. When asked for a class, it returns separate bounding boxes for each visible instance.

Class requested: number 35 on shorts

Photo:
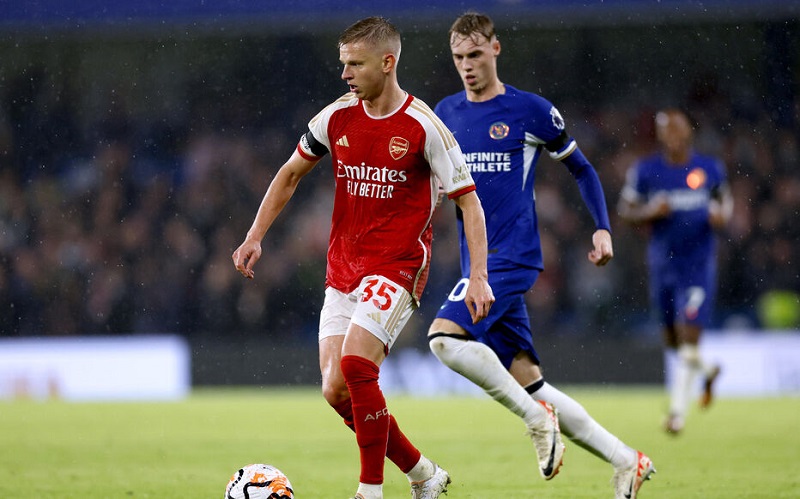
[356,275,415,346]
[360,276,400,310]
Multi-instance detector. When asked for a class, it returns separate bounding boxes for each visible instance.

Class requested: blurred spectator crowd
[0,27,798,345]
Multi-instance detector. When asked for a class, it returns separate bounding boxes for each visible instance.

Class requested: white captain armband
[299,130,329,158]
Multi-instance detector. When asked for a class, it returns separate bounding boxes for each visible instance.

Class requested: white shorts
[319,275,416,350]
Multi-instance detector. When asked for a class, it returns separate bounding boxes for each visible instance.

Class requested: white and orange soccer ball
[224,463,294,499]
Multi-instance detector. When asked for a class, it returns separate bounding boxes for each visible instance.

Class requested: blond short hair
[339,16,401,57]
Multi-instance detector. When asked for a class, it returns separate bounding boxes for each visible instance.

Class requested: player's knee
[428,333,449,358]
[321,379,349,407]
[428,333,467,364]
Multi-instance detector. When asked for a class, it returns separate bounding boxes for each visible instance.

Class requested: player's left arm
[452,191,495,323]
[708,173,733,230]
[554,140,614,266]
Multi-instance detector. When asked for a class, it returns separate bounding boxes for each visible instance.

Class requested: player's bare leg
[320,335,348,407]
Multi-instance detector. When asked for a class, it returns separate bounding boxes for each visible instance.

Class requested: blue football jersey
[435,85,579,274]
[621,151,727,273]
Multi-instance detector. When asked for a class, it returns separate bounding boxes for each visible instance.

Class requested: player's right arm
[452,191,494,323]
[415,96,494,322]
[617,193,671,225]
[232,149,320,279]
[617,165,671,225]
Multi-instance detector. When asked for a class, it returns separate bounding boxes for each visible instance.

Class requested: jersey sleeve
[408,98,475,198]
[297,93,355,160]
[519,97,579,157]
[540,106,579,160]
[431,140,475,199]
[523,97,610,230]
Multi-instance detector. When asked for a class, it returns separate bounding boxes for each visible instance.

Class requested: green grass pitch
[2,386,798,498]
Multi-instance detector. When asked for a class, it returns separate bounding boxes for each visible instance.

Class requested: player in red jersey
[232,17,495,499]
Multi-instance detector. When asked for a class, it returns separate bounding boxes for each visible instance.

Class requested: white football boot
[410,463,450,499]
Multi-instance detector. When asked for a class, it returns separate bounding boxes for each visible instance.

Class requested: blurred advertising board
[0,335,190,401]
[664,330,800,398]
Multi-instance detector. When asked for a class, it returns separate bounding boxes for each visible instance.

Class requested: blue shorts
[435,267,540,369]
[651,263,716,328]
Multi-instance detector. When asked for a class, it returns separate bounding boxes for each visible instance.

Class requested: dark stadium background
[0,1,798,388]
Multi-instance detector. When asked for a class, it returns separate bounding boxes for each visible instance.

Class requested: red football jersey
[297,93,475,302]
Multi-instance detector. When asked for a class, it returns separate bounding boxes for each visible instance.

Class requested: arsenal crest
[389,136,409,160]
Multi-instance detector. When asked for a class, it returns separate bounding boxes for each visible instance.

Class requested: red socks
[340,355,387,484]
[341,355,407,485]
[332,397,422,475]
[385,416,421,473]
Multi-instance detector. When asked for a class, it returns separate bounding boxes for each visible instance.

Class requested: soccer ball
[224,464,294,499]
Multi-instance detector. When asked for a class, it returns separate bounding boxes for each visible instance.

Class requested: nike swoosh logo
[541,431,557,476]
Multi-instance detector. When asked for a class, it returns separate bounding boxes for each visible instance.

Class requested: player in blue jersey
[618,108,732,435]
[427,12,654,499]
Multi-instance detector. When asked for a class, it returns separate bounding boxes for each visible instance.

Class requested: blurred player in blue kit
[618,108,732,434]
[427,11,654,499]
